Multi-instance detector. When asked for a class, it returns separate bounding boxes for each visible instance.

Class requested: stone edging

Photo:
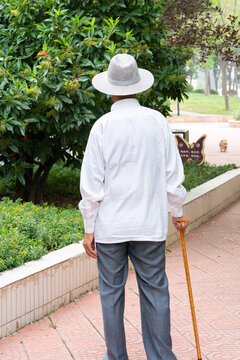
[1,168,240,339]
[167,115,233,123]
[228,119,240,128]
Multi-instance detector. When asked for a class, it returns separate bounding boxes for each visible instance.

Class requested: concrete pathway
[1,199,240,359]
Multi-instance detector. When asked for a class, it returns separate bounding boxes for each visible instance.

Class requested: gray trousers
[96,241,177,360]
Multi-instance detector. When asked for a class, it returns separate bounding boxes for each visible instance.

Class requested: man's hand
[83,233,98,259]
[172,214,190,232]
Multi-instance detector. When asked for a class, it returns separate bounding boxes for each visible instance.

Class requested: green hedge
[210,89,219,95]
[186,83,194,92]
[183,161,237,191]
[43,162,80,198]
[0,198,84,272]
[192,88,219,95]
[233,111,240,120]
[194,88,205,94]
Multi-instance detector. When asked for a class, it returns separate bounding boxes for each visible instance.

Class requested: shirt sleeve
[164,121,186,217]
[79,130,105,233]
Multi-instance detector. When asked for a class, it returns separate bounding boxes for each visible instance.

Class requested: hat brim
[92,68,154,95]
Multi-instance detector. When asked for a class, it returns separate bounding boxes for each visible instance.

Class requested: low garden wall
[167,115,233,123]
[228,119,240,128]
[1,167,240,339]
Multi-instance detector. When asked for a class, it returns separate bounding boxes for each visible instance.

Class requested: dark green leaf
[9,144,19,153]
[59,95,72,104]
[17,173,26,186]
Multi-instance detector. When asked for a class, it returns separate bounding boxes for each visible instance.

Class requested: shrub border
[1,168,240,339]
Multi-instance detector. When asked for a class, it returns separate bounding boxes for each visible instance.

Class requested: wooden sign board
[175,134,207,165]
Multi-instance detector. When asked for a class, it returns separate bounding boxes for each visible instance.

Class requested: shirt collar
[111,98,141,112]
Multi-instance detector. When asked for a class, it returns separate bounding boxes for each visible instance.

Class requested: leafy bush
[210,89,218,95]
[186,83,194,92]
[43,161,80,198]
[0,172,15,197]
[0,198,84,272]
[194,88,204,93]
[183,161,237,191]
[233,111,240,121]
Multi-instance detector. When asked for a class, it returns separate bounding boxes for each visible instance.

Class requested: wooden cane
[179,222,202,360]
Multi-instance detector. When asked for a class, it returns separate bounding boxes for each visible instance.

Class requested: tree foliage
[161,0,240,65]
[0,0,190,202]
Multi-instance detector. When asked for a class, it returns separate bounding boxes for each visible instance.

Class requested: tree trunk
[215,77,219,92]
[15,157,59,203]
[15,168,33,201]
[235,63,239,97]
[213,66,220,91]
[227,62,233,95]
[221,58,230,110]
[204,68,210,96]
[235,47,239,97]
[213,56,221,93]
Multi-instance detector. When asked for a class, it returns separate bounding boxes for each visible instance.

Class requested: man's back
[81,98,185,243]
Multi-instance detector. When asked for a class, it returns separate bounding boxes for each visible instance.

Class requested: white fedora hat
[92,54,154,95]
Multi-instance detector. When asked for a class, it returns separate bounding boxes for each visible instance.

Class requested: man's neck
[111,94,137,103]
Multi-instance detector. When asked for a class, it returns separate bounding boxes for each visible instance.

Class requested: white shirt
[79,98,186,243]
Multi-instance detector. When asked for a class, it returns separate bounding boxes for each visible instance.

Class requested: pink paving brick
[0,199,240,359]
[50,300,106,360]
[17,317,72,360]
[76,289,105,336]
[0,333,28,360]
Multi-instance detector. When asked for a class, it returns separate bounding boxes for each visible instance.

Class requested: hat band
[108,74,140,87]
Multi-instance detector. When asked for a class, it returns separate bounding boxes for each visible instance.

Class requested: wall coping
[0,242,85,288]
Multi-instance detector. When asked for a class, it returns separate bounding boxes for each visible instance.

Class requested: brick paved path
[1,200,240,360]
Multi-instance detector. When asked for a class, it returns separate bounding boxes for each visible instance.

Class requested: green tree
[161,0,240,109]
[0,0,190,203]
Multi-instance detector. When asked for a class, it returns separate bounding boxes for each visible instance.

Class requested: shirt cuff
[83,219,95,234]
[170,206,183,218]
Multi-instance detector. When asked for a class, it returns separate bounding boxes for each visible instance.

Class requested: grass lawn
[170,92,240,115]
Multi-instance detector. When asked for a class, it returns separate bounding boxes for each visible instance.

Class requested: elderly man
[79,54,189,360]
